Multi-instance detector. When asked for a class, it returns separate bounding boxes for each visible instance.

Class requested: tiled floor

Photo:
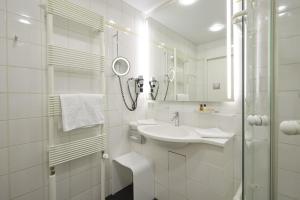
[106,185,133,200]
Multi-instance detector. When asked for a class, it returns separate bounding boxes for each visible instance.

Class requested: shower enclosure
[242,0,272,199]
[242,0,300,199]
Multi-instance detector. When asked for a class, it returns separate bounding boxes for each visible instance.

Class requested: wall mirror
[145,0,233,102]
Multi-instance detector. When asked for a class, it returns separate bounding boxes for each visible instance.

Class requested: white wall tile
[8,67,42,93]
[0,10,6,38]
[71,190,93,200]
[9,118,43,145]
[0,0,5,11]
[70,156,91,176]
[7,40,42,69]
[8,94,42,119]
[7,13,42,44]
[0,94,7,120]
[13,187,44,200]
[10,165,43,198]
[278,169,300,199]
[278,144,300,173]
[278,64,300,91]
[0,38,6,65]
[278,7,300,39]
[56,178,70,200]
[277,194,295,200]
[90,0,106,16]
[277,91,300,120]
[9,141,43,172]
[8,13,42,42]
[7,0,41,21]
[70,170,91,197]
[91,184,101,200]
[0,66,7,92]
[90,166,101,187]
[108,111,123,127]
[0,121,8,148]
[0,148,8,175]
[279,36,300,65]
[0,175,9,200]
[108,126,130,158]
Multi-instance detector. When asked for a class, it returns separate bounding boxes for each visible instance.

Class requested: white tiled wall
[276,0,300,199]
[0,0,148,199]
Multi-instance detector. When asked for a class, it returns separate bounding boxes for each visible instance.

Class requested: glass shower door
[276,0,300,199]
[243,0,272,199]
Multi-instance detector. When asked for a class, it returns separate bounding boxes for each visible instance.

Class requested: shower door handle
[247,115,268,126]
[280,120,300,135]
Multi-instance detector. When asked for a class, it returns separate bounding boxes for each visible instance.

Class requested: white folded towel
[137,119,158,126]
[60,94,104,132]
[195,128,233,138]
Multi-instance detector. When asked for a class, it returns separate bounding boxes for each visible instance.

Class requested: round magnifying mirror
[111,57,131,76]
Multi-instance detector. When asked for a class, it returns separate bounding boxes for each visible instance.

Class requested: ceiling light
[178,0,198,6]
[18,18,31,25]
[209,23,224,32]
[278,5,287,11]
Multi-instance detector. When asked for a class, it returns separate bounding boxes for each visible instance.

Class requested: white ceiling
[123,0,227,45]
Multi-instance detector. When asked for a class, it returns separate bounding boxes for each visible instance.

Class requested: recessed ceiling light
[209,23,224,32]
[178,0,198,6]
[18,18,31,25]
[278,5,287,11]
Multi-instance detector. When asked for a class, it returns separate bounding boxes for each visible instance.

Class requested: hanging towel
[60,94,104,132]
[195,128,233,138]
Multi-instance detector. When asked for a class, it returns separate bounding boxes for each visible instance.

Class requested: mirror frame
[111,57,131,76]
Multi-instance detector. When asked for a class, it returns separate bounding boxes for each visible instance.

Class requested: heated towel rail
[46,0,107,200]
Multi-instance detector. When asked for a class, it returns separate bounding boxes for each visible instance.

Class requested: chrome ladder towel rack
[46,0,107,200]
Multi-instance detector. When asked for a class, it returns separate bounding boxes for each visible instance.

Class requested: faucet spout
[171,112,179,127]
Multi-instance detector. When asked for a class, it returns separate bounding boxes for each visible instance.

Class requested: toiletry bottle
[203,104,207,112]
[199,104,203,112]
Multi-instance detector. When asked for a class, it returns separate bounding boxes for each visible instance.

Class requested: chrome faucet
[171,112,179,127]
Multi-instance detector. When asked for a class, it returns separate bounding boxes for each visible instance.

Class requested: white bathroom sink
[137,123,232,147]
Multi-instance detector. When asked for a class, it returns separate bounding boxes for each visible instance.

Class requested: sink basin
[137,123,232,147]
[138,124,196,142]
